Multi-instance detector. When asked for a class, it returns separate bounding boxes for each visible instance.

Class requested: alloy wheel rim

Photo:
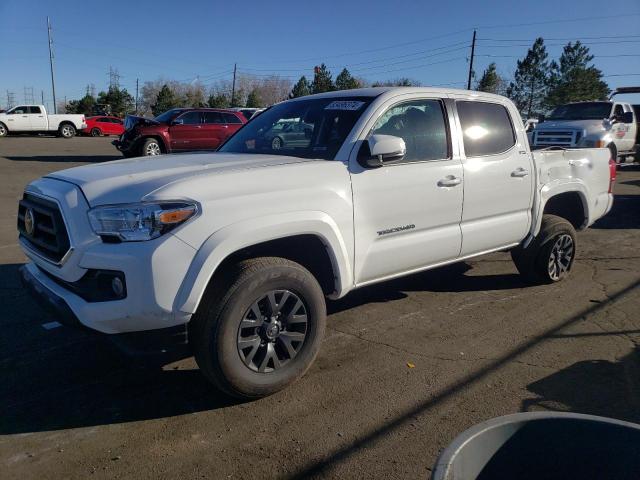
[548,234,574,280]
[237,290,308,373]
[62,126,73,137]
[0,125,6,136]
[272,137,281,150]
[146,143,160,155]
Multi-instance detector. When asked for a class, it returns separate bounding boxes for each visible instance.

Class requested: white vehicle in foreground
[0,105,86,138]
[18,88,615,399]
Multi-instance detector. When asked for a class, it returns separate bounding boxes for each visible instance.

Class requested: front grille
[534,130,578,147]
[17,193,71,263]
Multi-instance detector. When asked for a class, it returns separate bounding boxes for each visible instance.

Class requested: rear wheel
[141,138,162,156]
[191,257,326,399]
[59,123,76,138]
[271,136,283,150]
[90,128,102,137]
[0,123,7,137]
[511,214,577,284]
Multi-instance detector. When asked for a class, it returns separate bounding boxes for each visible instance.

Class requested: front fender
[174,211,352,315]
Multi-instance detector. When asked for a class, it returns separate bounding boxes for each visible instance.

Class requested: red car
[112,108,246,157]
[83,116,125,137]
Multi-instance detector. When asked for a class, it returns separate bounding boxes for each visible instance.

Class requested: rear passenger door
[202,111,226,149]
[29,106,47,130]
[453,99,534,256]
[350,97,464,285]
[221,112,244,142]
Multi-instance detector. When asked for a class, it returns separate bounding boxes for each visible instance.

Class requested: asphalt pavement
[1,135,639,479]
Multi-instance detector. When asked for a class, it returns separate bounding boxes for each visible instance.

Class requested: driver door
[6,106,31,131]
[350,97,464,285]
[169,111,205,150]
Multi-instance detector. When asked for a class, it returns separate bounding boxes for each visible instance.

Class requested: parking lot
[0,136,639,479]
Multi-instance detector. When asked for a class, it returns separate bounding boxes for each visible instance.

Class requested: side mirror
[360,134,406,168]
[622,111,634,124]
[538,114,545,123]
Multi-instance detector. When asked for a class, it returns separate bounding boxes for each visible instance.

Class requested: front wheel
[0,123,8,137]
[59,124,76,138]
[271,136,283,150]
[511,214,577,284]
[191,257,326,399]
[140,138,162,156]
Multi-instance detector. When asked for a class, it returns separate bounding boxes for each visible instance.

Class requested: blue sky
[1,0,639,111]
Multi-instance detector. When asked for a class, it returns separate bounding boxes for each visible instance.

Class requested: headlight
[88,202,197,241]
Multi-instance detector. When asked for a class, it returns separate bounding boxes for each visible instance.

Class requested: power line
[478,34,640,42]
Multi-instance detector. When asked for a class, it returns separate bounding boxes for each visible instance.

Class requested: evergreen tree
[152,85,180,116]
[207,93,229,108]
[245,89,262,108]
[477,63,503,94]
[66,94,96,115]
[97,86,135,117]
[335,68,360,90]
[371,78,420,87]
[544,41,609,108]
[311,64,334,94]
[290,76,311,98]
[506,38,550,118]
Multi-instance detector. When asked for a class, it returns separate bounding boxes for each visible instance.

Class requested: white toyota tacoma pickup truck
[17,88,615,399]
[0,104,86,138]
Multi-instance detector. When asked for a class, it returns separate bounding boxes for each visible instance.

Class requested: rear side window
[29,106,42,114]
[204,112,224,124]
[223,112,242,124]
[457,101,515,157]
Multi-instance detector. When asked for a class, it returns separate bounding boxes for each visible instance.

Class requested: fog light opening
[111,276,125,298]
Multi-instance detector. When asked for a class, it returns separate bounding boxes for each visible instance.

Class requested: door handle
[195,125,202,129]
[568,159,588,167]
[437,175,462,187]
[511,168,529,178]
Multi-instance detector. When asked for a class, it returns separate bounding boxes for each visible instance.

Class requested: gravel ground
[1,136,638,479]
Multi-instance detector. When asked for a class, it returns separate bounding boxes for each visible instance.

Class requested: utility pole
[466,29,476,90]
[41,90,44,104]
[231,63,237,106]
[47,16,57,113]
[135,78,139,114]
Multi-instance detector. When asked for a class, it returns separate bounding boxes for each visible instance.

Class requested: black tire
[0,122,8,137]
[511,214,577,284]
[190,257,326,400]
[90,128,102,137]
[58,123,76,138]
[608,143,618,164]
[271,136,283,150]
[121,150,136,158]
[140,138,162,156]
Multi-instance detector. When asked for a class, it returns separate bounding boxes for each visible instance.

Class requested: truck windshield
[218,97,374,160]
[548,102,612,121]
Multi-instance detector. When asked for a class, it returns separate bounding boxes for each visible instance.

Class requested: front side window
[219,96,374,160]
[176,111,202,125]
[457,101,515,157]
[369,99,449,162]
[12,106,28,114]
[154,108,184,123]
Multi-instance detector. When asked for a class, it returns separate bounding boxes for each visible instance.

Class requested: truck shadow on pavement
[591,194,640,229]
[5,155,120,163]
[522,343,640,424]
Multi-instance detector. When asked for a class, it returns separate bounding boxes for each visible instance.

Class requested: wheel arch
[138,135,168,153]
[175,212,353,315]
[535,184,589,235]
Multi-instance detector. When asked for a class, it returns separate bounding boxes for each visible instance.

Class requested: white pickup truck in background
[0,105,86,138]
[17,87,615,399]
[531,87,640,164]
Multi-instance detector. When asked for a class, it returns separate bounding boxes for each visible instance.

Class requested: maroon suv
[113,108,246,157]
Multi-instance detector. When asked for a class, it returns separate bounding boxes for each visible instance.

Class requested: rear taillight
[608,158,617,194]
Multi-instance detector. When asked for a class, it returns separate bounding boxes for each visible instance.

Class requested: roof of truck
[291,86,508,102]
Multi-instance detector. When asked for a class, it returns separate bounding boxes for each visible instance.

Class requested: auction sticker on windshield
[324,101,366,111]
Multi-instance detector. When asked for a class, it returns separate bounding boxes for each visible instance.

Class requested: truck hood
[536,119,608,132]
[46,152,316,206]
